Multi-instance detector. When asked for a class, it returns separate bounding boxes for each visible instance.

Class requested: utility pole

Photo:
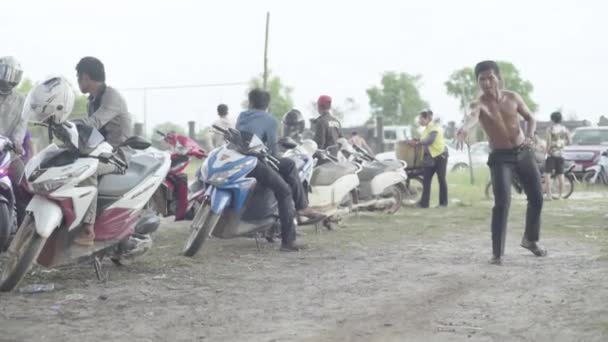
[263,12,270,90]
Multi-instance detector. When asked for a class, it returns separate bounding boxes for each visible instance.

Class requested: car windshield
[571,129,608,145]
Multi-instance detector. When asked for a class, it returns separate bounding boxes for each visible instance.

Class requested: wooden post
[134,122,144,137]
[263,12,270,90]
[188,121,196,139]
[376,116,384,153]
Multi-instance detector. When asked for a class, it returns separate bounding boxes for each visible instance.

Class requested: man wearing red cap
[314,95,342,152]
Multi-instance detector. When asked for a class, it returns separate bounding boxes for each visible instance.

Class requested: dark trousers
[277,158,308,210]
[420,154,448,208]
[7,158,27,226]
[248,159,297,244]
[489,146,543,257]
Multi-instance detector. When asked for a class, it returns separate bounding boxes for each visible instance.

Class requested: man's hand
[523,136,535,147]
[12,141,24,156]
[406,139,418,147]
[455,127,469,150]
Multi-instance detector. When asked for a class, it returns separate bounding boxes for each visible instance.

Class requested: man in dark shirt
[237,89,322,251]
[313,95,342,152]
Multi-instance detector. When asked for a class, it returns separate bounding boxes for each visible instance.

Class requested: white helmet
[300,139,318,157]
[24,76,75,124]
[0,56,23,94]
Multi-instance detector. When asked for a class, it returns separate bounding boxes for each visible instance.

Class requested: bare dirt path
[1,198,607,342]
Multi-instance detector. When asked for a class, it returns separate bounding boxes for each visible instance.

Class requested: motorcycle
[281,138,362,229]
[0,120,171,291]
[583,150,608,185]
[484,161,576,200]
[183,126,291,256]
[150,130,207,221]
[0,135,17,251]
[337,139,408,214]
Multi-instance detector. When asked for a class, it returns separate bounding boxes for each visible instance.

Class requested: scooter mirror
[121,136,152,150]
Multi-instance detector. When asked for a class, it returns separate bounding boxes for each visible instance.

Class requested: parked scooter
[281,138,362,226]
[0,77,171,291]
[183,126,290,256]
[150,130,207,221]
[337,139,408,214]
[583,150,608,185]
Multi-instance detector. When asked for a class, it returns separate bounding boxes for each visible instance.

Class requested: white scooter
[0,77,171,291]
[281,138,361,223]
[336,139,407,214]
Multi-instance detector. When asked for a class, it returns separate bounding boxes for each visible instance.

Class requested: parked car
[562,127,608,177]
[375,143,489,172]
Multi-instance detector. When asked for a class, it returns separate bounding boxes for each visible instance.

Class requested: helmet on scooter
[0,56,23,95]
[282,109,305,138]
[24,76,75,124]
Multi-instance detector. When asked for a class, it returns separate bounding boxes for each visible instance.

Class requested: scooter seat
[98,155,163,197]
[359,160,404,181]
[311,162,358,186]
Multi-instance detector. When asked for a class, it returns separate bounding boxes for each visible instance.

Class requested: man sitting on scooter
[237,89,323,251]
[72,57,132,245]
[0,56,30,227]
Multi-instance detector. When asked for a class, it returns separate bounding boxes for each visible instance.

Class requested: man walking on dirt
[457,60,546,265]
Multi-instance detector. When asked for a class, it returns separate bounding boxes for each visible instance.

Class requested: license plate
[573,164,583,172]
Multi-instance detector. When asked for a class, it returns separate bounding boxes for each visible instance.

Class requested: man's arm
[314,120,327,149]
[514,92,536,141]
[10,96,28,153]
[545,127,552,152]
[456,101,481,142]
[419,131,438,146]
[78,91,123,130]
[267,118,278,156]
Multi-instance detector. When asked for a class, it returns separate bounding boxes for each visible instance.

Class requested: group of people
[206,91,348,251]
[1,55,555,263]
[1,56,134,246]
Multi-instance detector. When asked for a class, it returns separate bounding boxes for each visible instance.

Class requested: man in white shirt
[210,104,234,148]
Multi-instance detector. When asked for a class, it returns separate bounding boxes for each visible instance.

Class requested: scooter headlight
[31,165,90,194]
[205,159,256,187]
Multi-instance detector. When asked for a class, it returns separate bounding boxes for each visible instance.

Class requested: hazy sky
[2,0,606,132]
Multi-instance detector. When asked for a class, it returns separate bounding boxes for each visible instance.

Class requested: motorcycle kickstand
[93,255,109,283]
[254,233,261,252]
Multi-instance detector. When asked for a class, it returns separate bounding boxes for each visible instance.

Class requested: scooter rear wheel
[383,185,402,214]
[0,215,46,292]
[183,203,220,257]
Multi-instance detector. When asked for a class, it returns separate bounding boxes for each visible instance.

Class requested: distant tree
[366,72,429,125]
[244,71,294,122]
[445,61,538,113]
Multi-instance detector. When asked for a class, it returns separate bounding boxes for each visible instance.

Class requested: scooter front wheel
[183,203,220,257]
[0,215,46,292]
[0,202,11,251]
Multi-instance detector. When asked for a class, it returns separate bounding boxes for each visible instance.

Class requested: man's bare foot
[489,256,503,265]
[521,238,547,257]
[74,225,95,246]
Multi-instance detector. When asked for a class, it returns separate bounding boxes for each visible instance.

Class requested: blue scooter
[183,126,294,257]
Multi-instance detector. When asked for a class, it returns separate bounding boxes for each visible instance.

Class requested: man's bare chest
[479,99,518,123]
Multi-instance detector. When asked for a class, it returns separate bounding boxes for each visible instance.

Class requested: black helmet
[282,109,305,138]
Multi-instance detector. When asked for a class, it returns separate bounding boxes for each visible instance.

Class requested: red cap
[317,95,332,110]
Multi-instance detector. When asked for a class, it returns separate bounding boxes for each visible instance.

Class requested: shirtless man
[457,60,546,265]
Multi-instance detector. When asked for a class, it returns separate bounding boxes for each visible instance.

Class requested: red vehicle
[562,127,608,178]
[151,131,207,220]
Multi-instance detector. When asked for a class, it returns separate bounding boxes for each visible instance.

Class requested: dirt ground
[1,196,607,342]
